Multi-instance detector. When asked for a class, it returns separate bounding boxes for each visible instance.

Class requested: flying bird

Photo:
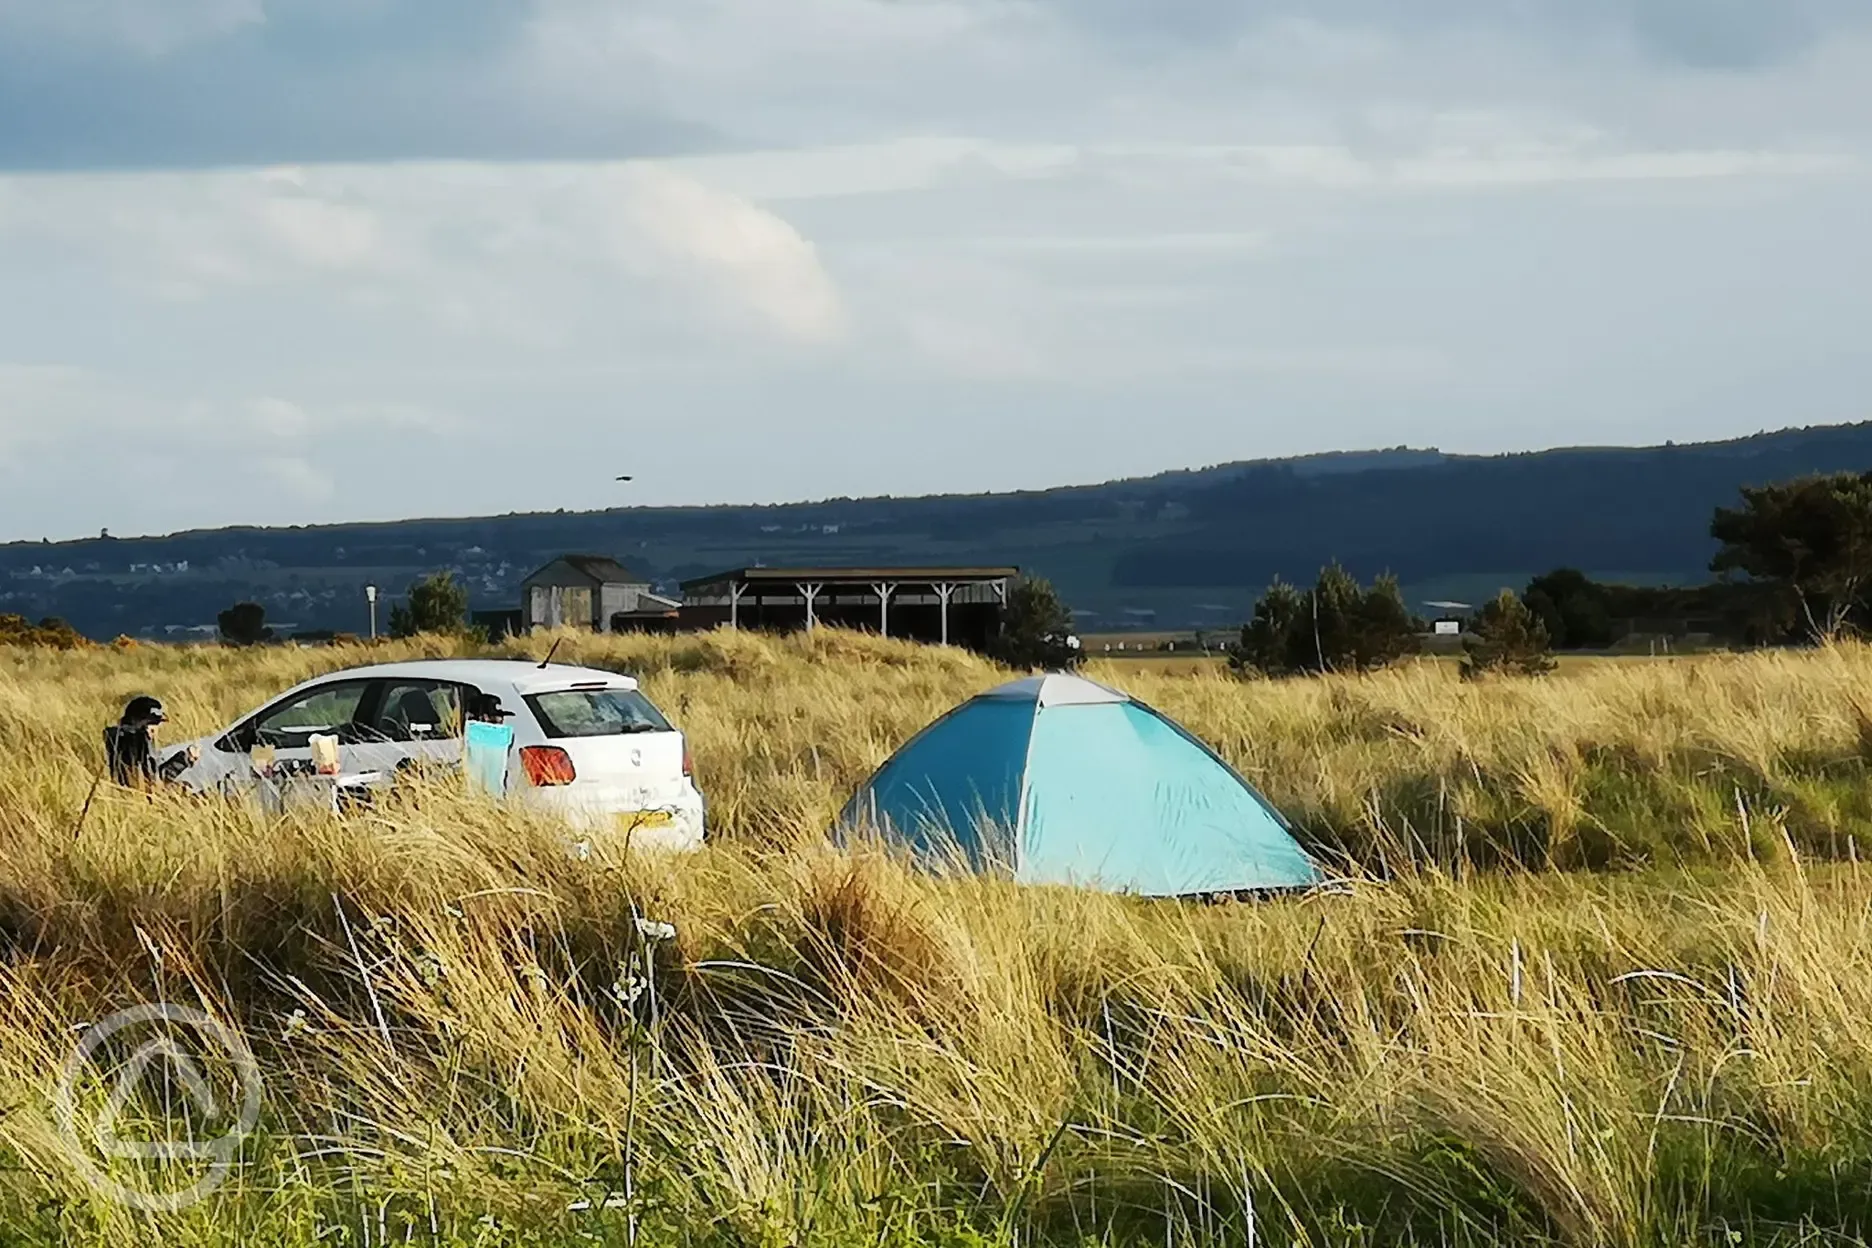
[615,475,634,482]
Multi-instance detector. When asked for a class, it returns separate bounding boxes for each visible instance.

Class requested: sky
[1,0,1870,541]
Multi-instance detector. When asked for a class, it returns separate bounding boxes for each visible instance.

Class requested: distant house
[520,555,681,633]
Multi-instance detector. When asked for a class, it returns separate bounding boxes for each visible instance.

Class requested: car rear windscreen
[526,688,673,738]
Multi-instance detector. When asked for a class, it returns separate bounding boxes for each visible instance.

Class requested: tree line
[158,471,1872,674]
[1228,471,1872,679]
[215,573,473,646]
[1109,423,1872,591]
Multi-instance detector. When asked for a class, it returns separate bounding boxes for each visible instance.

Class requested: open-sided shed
[680,565,1018,650]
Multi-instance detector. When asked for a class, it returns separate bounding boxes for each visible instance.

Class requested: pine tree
[1232,578,1305,675]
[992,577,1082,670]
[1349,573,1420,670]
[389,572,470,639]
[1461,589,1557,679]
[1235,564,1421,676]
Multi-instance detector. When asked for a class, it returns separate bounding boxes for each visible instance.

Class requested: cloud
[668,135,1855,207]
[607,164,848,344]
[0,364,96,458]
[257,191,381,268]
[0,0,718,168]
[261,455,335,502]
[1055,0,1870,70]
[0,0,1868,541]
[3,0,1869,172]
[0,0,263,56]
[0,364,470,531]
[0,161,847,346]
[0,367,456,459]
[248,396,311,439]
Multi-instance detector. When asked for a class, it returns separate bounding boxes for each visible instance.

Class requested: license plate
[616,810,674,831]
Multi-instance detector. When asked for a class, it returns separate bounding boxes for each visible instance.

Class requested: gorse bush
[7,632,1872,1244]
[0,614,89,649]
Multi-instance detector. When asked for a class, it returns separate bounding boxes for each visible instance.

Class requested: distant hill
[5,425,1871,639]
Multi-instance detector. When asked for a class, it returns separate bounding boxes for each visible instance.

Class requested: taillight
[520,745,576,787]
[682,738,693,778]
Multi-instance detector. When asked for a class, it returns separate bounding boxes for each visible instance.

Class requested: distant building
[679,565,1018,650]
[520,555,681,633]
[472,609,524,640]
[1423,599,1473,637]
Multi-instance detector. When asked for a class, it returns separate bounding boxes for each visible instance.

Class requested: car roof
[283,658,640,697]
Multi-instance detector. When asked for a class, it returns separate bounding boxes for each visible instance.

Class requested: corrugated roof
[612,592,683,618]
[680,565,1019,590]
[524,554,642,586]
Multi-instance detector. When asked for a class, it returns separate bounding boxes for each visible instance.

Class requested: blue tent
[837,673,1320,896]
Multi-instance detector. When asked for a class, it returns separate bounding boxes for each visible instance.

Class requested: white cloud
[257,193,382,268]
[0,162,847,348]
[607,164,848,344]
[248,396,311,439]
[0,359,499,534]
[261,455,335,503]
[0,364,97,458]
[0,365,447,511]
[665,134,1856,206]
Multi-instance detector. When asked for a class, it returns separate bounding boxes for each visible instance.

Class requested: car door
[357,678,468,778]
[212,677,379,787]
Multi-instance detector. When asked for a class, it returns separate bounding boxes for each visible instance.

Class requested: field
[8,631,1872,1246]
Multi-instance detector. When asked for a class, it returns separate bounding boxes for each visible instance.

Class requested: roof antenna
[539,638,564,669]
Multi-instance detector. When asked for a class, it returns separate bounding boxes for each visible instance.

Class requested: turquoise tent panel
[464,721,513,796]
[1020,702,1319,895]
[842,697,1035,871]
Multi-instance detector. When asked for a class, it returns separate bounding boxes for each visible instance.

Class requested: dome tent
[837,673,1321,896]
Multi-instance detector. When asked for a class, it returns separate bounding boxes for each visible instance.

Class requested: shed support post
[799,583,824,631]
[872,582,897,637]
[729,582,747,630]
[936,583,956,646]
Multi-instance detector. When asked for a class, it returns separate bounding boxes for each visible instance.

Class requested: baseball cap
[121,695,167,726]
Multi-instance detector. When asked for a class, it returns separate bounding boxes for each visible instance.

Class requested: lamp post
[365,584,378,640]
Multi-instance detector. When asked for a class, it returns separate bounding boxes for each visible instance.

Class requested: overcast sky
[2,0,1869,540]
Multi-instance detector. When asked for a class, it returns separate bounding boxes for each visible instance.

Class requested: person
[104,695,199,790]
[465,691,511,723]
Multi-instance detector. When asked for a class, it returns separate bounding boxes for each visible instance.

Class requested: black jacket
[104,725,193,789]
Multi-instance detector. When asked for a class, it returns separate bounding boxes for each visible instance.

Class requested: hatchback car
[169,659,704,849]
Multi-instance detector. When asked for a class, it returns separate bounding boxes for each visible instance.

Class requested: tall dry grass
[3,631,1872,1245]
[21,628,1872,869]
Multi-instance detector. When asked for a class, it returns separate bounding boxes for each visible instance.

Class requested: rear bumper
[518,780,706,852]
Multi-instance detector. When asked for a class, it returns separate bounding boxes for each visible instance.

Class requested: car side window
[242,680,374,751]
[364,680,464,742]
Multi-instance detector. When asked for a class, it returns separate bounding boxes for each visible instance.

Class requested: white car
[170,658,705,849]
